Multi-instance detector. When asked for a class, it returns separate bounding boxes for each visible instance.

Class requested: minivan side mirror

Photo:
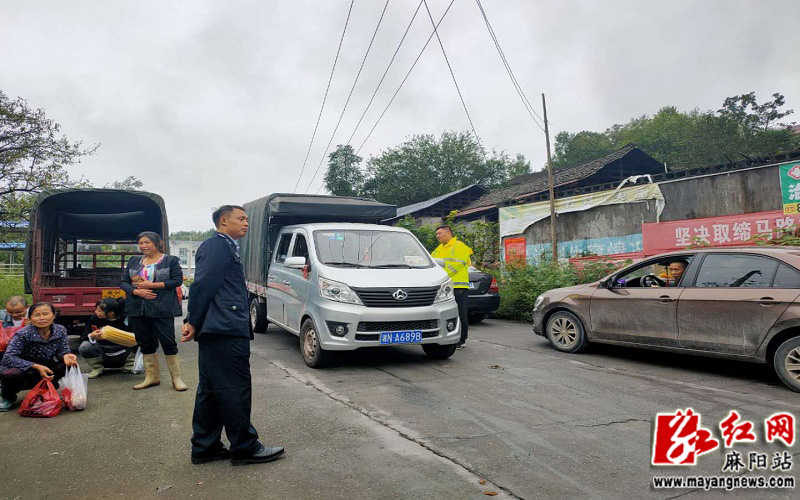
[434,258,446,267]
[285,256,306,269]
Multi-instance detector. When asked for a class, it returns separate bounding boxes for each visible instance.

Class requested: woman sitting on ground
[79,297,137,379]
[0,302,78,411]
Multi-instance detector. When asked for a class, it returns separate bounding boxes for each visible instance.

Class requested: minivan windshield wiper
[323,261,368,268]
[370,263,414,269]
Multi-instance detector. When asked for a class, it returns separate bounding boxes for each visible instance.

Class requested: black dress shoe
[231,444,285,466]
[191,447,231,464]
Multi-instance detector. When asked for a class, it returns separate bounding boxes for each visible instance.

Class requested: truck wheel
[773,336,800,393]
[250,297,268,333]
[468,313,486,324]
[300,318,332,368]
[545,311,588,353]
[422,343,457,359]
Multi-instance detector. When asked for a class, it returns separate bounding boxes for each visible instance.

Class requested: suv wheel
[250,298,268,333]
[774,336,800,392]
[422,343,458,359]
[545,311,588,353]
[300,318,332,368]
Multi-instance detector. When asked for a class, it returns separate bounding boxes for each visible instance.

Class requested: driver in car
[652,259,688,287]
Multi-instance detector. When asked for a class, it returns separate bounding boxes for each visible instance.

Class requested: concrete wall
[518,164,783,260]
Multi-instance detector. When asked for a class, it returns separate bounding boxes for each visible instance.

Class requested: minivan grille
[357,319,438,332]
[353,287,439,307]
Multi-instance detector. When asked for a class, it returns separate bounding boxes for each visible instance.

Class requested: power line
[474,0,545,132]
[293,0,355,193]
[345,0,424,146]
[422,0,479,143]
[356,0,457,155]
[305,0,391,194]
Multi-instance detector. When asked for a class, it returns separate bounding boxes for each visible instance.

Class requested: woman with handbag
[120,231,187,391]
[0,302,79,411]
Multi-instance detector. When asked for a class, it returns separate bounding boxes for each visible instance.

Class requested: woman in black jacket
[120,231,186,391]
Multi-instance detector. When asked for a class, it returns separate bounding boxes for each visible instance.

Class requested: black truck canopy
[240,193,397,284]
[24,188,169,292]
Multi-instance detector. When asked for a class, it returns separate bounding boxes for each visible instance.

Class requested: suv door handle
[659,295,673,303]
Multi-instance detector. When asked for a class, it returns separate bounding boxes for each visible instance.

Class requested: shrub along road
[0,317,798,499]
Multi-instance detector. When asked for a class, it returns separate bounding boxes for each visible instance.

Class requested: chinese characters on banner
[641,210,787,256]
[503,237,526,264]
[652,409,795,467]
[779,162,800,215]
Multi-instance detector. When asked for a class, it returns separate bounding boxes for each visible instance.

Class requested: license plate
[380,330,423,345]
[102,289,125,299]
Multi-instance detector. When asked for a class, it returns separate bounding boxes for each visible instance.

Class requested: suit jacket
[120,255,184,317]
[187,234,250,338]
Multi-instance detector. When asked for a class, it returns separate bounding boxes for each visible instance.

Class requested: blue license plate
[380,330,423,345]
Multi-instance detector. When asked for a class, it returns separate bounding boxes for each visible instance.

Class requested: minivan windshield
[314,230,433,269]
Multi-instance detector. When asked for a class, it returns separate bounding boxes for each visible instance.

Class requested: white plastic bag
[133,349,144,374]
[61,365,88,411]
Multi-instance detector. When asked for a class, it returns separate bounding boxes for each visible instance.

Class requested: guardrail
[0,263,24,277]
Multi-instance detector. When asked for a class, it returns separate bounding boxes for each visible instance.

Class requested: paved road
[1,317,798,499]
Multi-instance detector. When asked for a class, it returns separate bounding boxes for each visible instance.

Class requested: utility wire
[474,0,545,131]
[356,0,457,155]
[293,0,355,193]
[345,0,424,146]
[305,0,391,194]
[422,0,479,144]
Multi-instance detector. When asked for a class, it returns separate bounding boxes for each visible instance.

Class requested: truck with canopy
[241,193,462,367]
[25,188,169,333]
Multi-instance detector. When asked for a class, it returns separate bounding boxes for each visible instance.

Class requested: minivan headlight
[434,280,455,303]
[319,278,363,305]
[533,295,545,311]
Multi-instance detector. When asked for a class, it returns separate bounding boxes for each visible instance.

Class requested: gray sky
[3,0,799,231]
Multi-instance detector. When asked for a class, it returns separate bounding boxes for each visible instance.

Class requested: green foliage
[0,275,30,304]
[551,92,799,170]
[495,258,630,322]
[751,226,800,246]
[324,145,364,197]
[169,229,215,241]
[105,175,144,190]
[1,90,98,230]
[322,131,530,207]
[396,216,438,252]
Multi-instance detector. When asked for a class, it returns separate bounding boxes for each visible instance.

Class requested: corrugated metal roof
[395,184,486,218]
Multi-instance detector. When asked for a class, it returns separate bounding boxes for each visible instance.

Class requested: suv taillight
[489,277,499,293]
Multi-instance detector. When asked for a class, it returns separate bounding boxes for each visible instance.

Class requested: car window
[275,234,292,263]
[613,256,691,287]
[694,254,777,288]
[291,233,309,261]
[772,264,800,288]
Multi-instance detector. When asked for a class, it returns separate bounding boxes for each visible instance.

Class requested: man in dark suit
[181,205,284,466]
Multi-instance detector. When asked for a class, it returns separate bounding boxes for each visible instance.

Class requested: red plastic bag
[0,326,24,351]
[18,379,63,418]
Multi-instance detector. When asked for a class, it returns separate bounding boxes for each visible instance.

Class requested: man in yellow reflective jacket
[432,226,473,348]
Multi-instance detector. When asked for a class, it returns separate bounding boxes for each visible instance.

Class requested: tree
[360,131,528,207]
[169,229,216,241]
[323,145,363,196]
[552,130,615,168]
[1,91,97,236]
[105,175,144,190]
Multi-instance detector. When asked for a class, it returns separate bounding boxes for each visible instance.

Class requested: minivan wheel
[773,336,800,393]
[545,311,588,353]
[300,319,332,368]
[422,343,458,359]
[250,298,268,333]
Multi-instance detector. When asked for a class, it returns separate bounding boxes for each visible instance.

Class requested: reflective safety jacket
[431,237,473,289]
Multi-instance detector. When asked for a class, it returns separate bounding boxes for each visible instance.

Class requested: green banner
[780,162,800,215]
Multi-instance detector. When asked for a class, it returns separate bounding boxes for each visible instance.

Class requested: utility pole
[542,93,557,263]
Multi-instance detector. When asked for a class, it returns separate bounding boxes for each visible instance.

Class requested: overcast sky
[3,0,799,231]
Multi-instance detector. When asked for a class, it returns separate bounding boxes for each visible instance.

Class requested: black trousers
[191,335,261,458]
[0,361,66,401]
[129,316,177,355]
[454,288,469,343]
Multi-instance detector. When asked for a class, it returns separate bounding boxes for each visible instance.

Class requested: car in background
[467,266,499,323]
[532,247,800,392]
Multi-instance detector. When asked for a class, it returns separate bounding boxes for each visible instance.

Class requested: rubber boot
[85,356,105,379]
[133,353,160,390]
[165,355,188,392]
[122,351,136,373]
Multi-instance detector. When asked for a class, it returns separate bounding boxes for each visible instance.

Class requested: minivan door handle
[659,295,673,303]
[759,297,779,306]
